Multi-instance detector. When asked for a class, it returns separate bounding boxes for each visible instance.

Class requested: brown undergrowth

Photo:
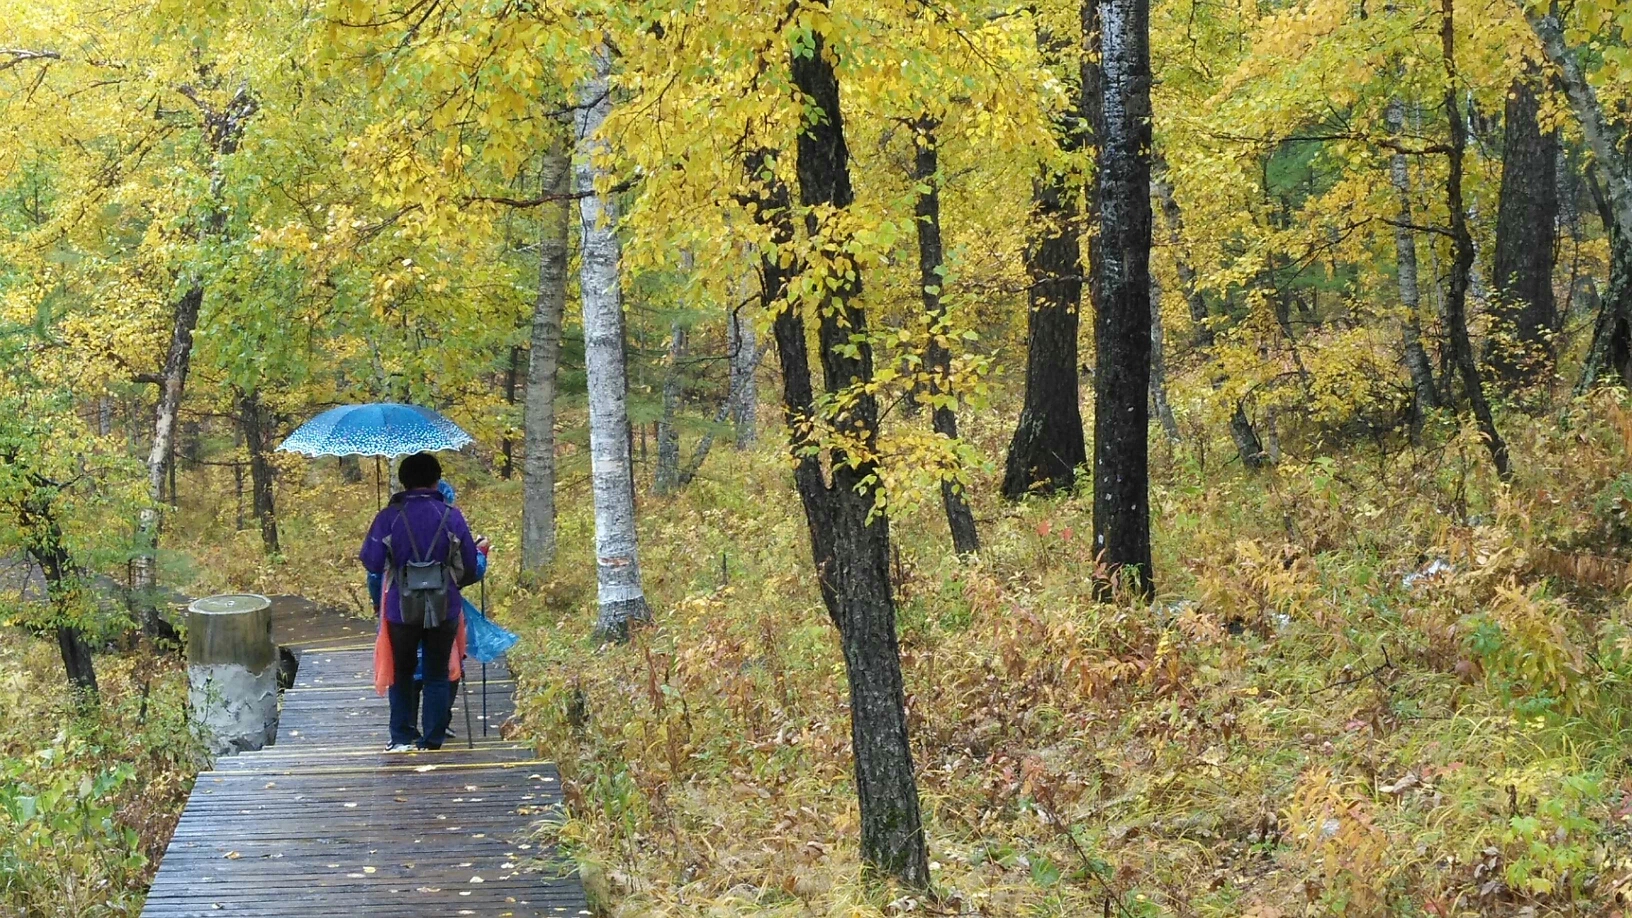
[15,390,1632,916]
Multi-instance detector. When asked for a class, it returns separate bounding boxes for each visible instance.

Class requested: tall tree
[1094,0,1155,595]
[522,131,571,575]
[132,86,258,641]
[912,119,980,555]
[1487,72,1560,385]
[1387,99,1442,413]
[1001,14,1095,500]
[1441,0,1512,479]
[1149,270,1181,443]
[575,47,649,637]
[1153,167,1267,466]
[653,321,686,496]
[236,388,280,555]
[751,14,930,884]
[500,347,522,479]
[1513,4,1632,392]
[728,290,759,449]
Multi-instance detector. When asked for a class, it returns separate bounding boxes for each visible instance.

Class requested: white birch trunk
[1388,99,1441,411]
[1149,268,1180,442]
[728,271,758,449]
[521,128,571,574]
[133,88,256,640]
[574,47,649,638]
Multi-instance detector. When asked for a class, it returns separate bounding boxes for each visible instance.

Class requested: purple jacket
[359,489,481,624]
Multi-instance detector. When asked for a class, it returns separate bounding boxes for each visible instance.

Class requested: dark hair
[398,452,442,490]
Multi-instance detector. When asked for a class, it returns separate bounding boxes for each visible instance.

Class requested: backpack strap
[396,504,453,565]
[396,508,421,563]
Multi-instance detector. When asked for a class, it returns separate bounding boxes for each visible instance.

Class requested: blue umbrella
[277,403,473,458]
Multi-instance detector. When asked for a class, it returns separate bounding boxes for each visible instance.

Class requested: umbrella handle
[482,662,488,736]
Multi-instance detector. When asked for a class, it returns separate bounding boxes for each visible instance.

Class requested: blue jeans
[386,618,458,748]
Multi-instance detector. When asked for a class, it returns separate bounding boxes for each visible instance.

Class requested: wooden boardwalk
[141,606,588,917]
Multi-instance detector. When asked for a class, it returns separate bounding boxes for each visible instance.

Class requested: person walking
[360,452,482,751]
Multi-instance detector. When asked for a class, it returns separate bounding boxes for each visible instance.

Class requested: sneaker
[384,743,415,753]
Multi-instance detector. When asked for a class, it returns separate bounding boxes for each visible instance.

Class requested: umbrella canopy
[277,403,474,458]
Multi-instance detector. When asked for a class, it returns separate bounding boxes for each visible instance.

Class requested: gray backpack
[391,506,457,628]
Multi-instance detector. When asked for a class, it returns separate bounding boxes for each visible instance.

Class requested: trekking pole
[462,667,475,749]
[481,576,489,736]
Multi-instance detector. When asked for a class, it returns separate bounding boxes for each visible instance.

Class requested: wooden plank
[141,645,583,917]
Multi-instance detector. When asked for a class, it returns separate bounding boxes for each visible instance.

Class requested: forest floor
[10,392,1632,916]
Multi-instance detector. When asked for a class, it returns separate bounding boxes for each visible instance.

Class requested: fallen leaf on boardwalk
[470,875,485,883]
[223,852,240,860]
[363,866,377,874]
[415,765,438,773]
[344,802,358,808]
[417,886,442,893]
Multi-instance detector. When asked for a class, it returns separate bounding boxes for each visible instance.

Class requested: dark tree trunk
[1441,0,1512,479]
[501,345,521,479]
[1519,6,1632,394]
[1230,404,1266,467]
[1570,117,1632,392]
[237,389,280,555]
[24,504,98,700]
[1001,176,1088,498]
[340,454,363,484]
[1094,0,1155,598]
[654,322,685,496]
[56,626,98,700]
[751,20,931,885]
[1487,72,1560,385]
[1578,230,1632,390]
[912,119,980,556]
[234,426,246,532]
[1002,10,1095,500]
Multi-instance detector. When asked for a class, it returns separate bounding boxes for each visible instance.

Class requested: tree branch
[461,176,636,209]
[0,48,61,73]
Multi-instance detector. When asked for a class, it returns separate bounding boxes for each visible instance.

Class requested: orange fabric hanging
[373,623,394,697]
[372,571,466,696]
[450,615,467,682]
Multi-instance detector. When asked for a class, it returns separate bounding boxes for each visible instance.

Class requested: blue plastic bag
[462,598,519,663]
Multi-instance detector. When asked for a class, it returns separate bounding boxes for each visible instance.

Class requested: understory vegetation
[498,397,1632,916]
[5,0,1632,913]
[3,389,1609,916]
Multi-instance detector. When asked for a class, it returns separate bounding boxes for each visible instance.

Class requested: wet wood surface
[141,616,585,918]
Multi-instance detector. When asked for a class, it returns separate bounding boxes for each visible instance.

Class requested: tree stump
[186,593,279,755]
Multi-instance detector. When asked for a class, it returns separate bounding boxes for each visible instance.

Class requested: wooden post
[186,593,279,755]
